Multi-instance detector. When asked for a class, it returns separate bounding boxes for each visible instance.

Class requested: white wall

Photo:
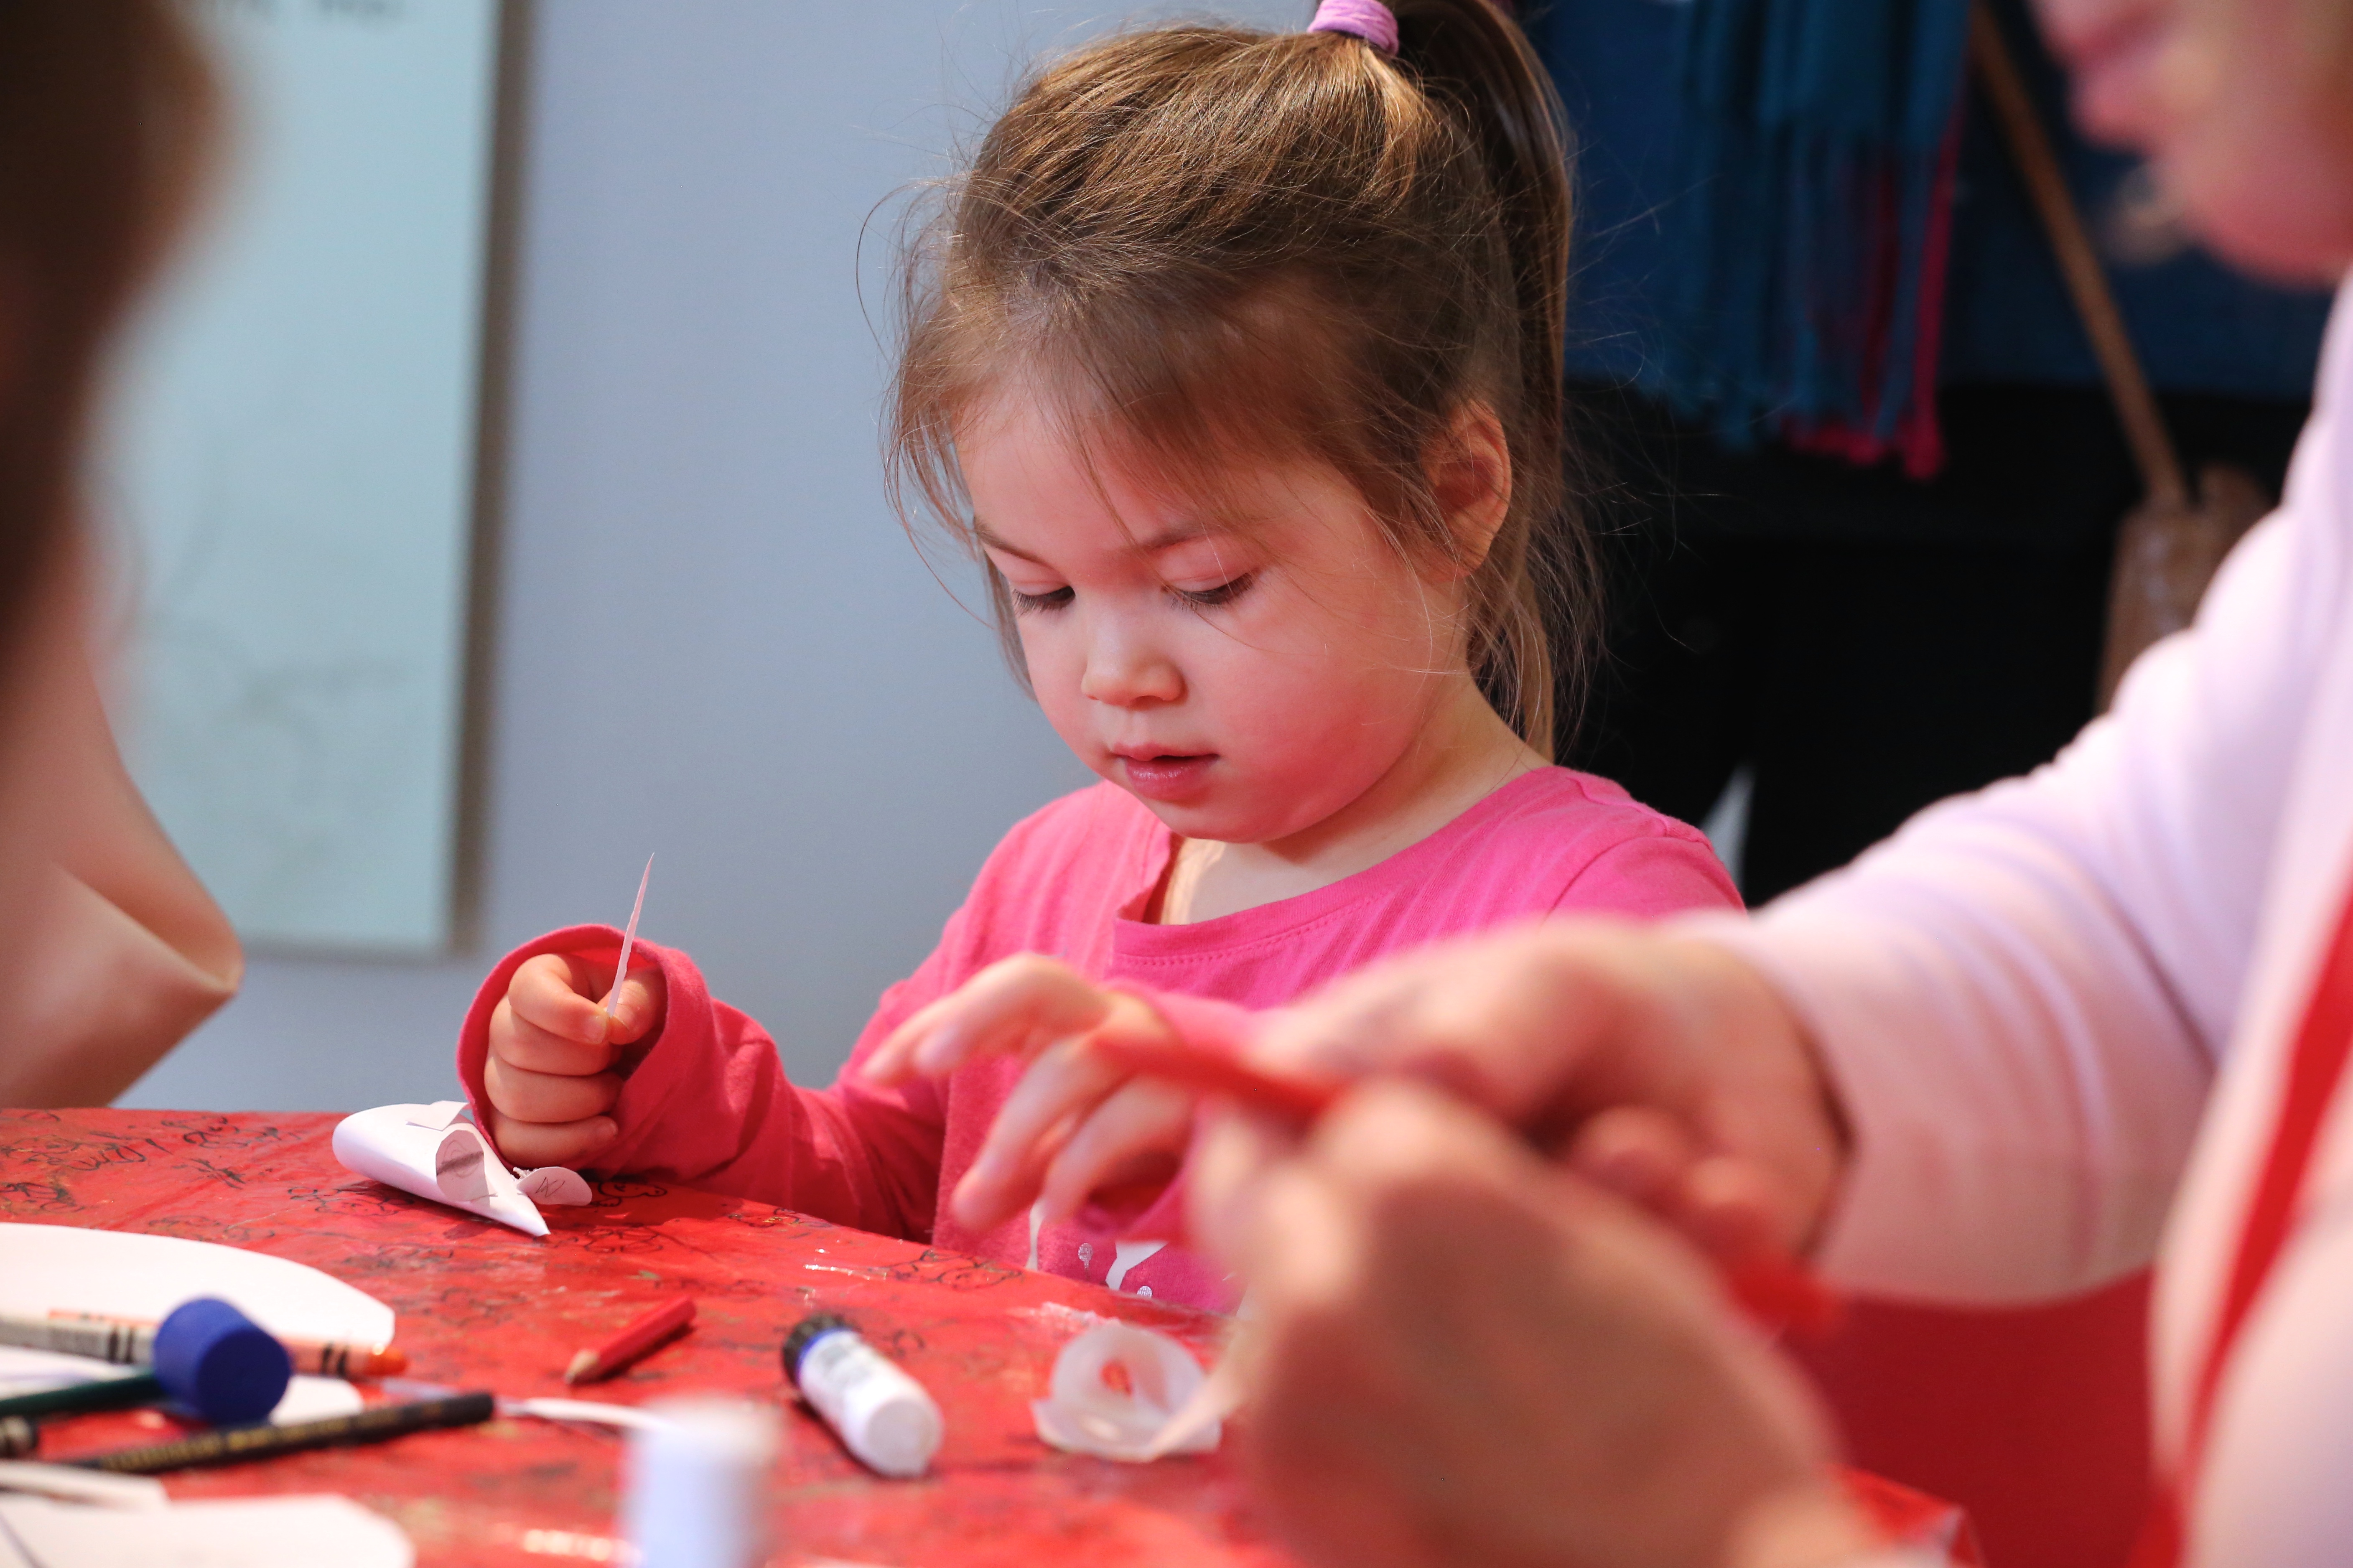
[124,0,1297,1112]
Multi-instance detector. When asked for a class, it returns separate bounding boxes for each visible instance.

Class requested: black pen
[69,1390,495,1474]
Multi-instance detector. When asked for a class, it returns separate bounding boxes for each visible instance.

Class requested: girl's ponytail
[1386,0,1588,756]
[1390,0,1571,473]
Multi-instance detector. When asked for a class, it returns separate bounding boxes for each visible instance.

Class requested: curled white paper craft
[331,1102,589,1237]
[1031,1323,1221,1463]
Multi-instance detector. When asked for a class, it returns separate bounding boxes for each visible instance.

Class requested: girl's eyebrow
[972,521,1047,565]
[973,519,1218,562]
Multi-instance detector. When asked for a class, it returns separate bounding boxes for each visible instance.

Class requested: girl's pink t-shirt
[456,766,1737,1309]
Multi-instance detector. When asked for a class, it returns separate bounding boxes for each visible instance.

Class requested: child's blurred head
[891,1,1588,844]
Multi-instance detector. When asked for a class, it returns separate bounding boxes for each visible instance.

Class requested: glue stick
[782,1312,941,1478]
[621,1398,778,1568]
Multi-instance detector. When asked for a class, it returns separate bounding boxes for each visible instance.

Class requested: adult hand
[862,954,1196,1231]
[1194,1080,1876,1568]
[483,952,665,1167]
[1212,919,1849,1267]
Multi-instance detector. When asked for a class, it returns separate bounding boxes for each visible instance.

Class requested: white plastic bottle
[782,1312,942,1479]
[622,1398,779,1568]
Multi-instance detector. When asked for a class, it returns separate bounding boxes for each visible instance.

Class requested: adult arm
[1704,343,2348,1300]
[1222,309,2348,1307]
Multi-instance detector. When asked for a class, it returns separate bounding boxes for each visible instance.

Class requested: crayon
[0,1417,34,1459]
[565,1297,695,1385]
[3,1301,289,1426]
[1088,1031,1844,1335]
[34,1310,407,1380]
[69,1390,495,1474]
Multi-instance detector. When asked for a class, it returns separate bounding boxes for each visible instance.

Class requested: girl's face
[959,392,1471,848]
[2036,0,2353,280]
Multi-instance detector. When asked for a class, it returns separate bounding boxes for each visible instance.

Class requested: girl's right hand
[861,955,1198,1232]
[483,952,665,1168]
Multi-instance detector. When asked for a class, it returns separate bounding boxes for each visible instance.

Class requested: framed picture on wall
[104,0,505,954]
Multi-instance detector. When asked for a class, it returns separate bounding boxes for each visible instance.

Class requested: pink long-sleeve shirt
[459,766,1735,1310]
[1696,280,2353,1568]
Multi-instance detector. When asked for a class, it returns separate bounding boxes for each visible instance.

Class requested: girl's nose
[1079,624,1184,708]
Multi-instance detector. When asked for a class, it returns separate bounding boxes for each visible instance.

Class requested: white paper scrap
[331,1105,588,1238]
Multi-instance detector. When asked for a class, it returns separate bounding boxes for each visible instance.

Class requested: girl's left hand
[861,955,1197,1232]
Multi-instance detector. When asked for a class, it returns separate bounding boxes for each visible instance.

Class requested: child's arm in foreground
[461,926,950,1236]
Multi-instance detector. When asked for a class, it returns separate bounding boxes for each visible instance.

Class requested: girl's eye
[1011,585,1074,613]
[1172,573,1255,609]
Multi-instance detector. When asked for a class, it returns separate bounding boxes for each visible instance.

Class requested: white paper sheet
[0,1464,168,1510]
[0,1226,393,1347]
[330,1103,587,1237]
[0,1493,411,1568]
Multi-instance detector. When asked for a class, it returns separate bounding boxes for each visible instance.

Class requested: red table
[0,1109,1974,1566]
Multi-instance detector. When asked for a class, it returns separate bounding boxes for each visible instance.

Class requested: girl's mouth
[1116,753,1217,802]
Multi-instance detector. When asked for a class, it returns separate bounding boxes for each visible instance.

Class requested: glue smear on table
[605,855,654,1021]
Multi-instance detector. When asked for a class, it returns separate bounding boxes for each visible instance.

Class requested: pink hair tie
[1307,0,1400,54]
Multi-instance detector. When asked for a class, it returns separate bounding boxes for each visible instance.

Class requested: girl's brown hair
[891,0,1589,756]
[0,0,215,666]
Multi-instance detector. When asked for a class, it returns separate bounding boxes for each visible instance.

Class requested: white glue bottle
[622,1398,779,1568]
[783,1311,942,1478]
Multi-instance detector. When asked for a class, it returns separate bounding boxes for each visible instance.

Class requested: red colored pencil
[1089,1032,1844,1336]
[564,1297,696,1384]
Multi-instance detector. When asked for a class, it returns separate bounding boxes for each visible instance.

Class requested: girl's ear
[1426,402,1513,579]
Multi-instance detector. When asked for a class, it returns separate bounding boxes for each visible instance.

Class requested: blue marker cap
[151,1298,292,1426]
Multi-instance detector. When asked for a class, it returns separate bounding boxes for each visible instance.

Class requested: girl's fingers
[508,953,614,1047]
[863,955,1111,1084]
[505,952,666,1056]
[489,995,616,1079]
[606,966,666,1051]
[862,994,962,1086]
[1036,1077,1195,1224]
[488,1107,619,1170]
[484,1051,624,1126]
[951,1036,1128,1230]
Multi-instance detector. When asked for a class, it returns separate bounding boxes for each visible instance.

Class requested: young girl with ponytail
[456,0,1734,1309]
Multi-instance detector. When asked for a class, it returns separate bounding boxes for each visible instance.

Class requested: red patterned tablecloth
[0,1109,1977,1566]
